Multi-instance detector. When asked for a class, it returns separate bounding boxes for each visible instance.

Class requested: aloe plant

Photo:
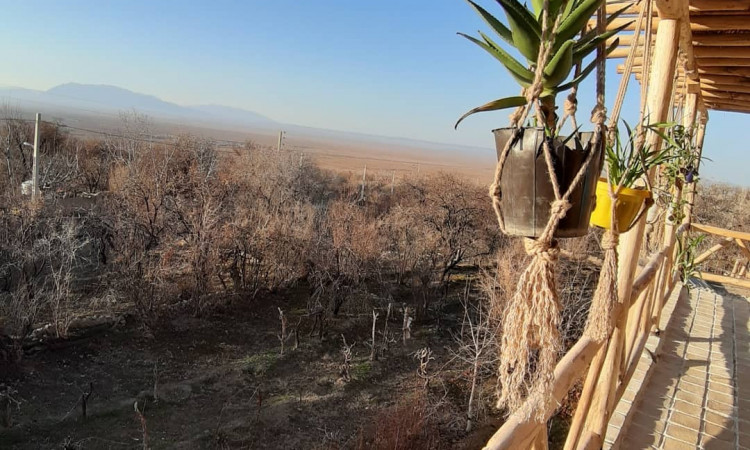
[455,0,630,129]
[606,121,676,189]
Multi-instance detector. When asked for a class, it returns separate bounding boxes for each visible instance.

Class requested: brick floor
[606,284,747,449]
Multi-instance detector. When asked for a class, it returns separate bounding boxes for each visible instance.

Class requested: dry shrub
[694,182,750,274]
[307,199,382,316]
[381,172,501,310]
[0,201,91,350]
[356,393,440,450]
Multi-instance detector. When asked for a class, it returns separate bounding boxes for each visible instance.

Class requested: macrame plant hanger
[583,0,655,344]
[488,1,607,420]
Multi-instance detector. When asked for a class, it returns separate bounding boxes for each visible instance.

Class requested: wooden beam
[655,0,685,19]
[691,223,750,241]
[483,337,603,449]
[609,46,644,59]
[701,90,750,103]
[698,272,750,289]
[700,74,750,87]
[610,16,750,33]
[606,3,642,16]
[697,66,750,77]
[697,58,750,67]
[606,34,655,49]
[734,238,750,261]
[705,103,750,114]
[692,32,750,47]
[694,46,750,59]
[691,16,750,32]
[601,17,660,32]
[690,0,750,13]
[693,238,733,266]
[578,15,681,450]
[701,84,750,95]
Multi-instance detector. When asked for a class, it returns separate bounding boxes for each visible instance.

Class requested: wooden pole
[682,114,707,227]
[32,113,40,201]
[650,91,697,323]
[359,165,367,201]
[577,11,682,446]
[277,130,284,152]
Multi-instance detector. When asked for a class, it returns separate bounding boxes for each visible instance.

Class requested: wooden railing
[483,224,687,450]
[691,223,750,289]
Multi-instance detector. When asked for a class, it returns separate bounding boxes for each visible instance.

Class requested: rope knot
[564,93,578,117]
[590,104,607,125]
[601,231,619,250]
[550,199,571,219]
[523,238,560,261]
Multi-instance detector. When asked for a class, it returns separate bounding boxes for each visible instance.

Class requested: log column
[565,2,685,448]
[682,111,709,226]
[649,90,699,326]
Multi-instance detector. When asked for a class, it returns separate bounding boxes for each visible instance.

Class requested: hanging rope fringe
[489,4,606,421]
[584,230,619,342]
[583,0,653,343]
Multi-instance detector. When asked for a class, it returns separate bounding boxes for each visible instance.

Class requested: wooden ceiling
[602,0,750,114]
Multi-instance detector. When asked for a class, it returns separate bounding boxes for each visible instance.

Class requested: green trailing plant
[676,233,707,289]
[605,121,676,189]
[455,0,630,128]
[660,124,709,187]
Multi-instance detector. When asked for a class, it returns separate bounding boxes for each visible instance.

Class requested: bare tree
[450,291,498,432]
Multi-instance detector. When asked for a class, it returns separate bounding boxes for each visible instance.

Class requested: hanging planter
[493,127,603,237]
[590,178,652,232]
[589,120,673,232]
[454,0,630,418]
[454,0,627,239]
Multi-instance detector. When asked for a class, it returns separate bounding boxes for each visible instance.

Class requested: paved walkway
[616,283,749,449]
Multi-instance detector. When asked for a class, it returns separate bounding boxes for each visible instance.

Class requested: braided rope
[493,0,611,420]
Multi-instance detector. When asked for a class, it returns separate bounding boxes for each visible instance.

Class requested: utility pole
[359,165,367,202]
[32,113,40,201]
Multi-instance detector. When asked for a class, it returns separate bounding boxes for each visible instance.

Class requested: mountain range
[0,83,493,159]
[0,83,277,129]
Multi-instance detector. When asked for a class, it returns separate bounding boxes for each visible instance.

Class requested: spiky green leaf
[556,0,605,45]
[573,22,631,62]
[459,32,535,85]
[465,0,514,46]
[492,0,541,62]
[495,0,541,41]
[455,96,528,129]
[555,37,618,92]
[543,39,575,87]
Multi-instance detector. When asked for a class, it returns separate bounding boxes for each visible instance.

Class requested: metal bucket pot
[493,127,603,238]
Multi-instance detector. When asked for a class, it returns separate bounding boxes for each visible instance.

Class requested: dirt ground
[0,279,504,450]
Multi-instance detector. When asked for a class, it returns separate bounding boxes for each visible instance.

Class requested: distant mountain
[0,82,491,159]
[0,83,276,127]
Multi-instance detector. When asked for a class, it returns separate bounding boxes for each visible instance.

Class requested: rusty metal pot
[493,127,603,238]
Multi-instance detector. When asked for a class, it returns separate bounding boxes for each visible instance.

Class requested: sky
[0,0,747,185]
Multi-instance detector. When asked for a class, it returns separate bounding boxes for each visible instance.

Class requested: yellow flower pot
[590,178,652,232]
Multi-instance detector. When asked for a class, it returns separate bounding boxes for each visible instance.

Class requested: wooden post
[277,130,284,152]
[359,165,367,201]
[682,113,708,226]
[391,170,396,195]
[651,91,697,322]
[574,8,682,446]
[32,113,40,201]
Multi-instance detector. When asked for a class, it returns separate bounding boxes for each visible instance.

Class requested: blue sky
[0,0,747,185]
